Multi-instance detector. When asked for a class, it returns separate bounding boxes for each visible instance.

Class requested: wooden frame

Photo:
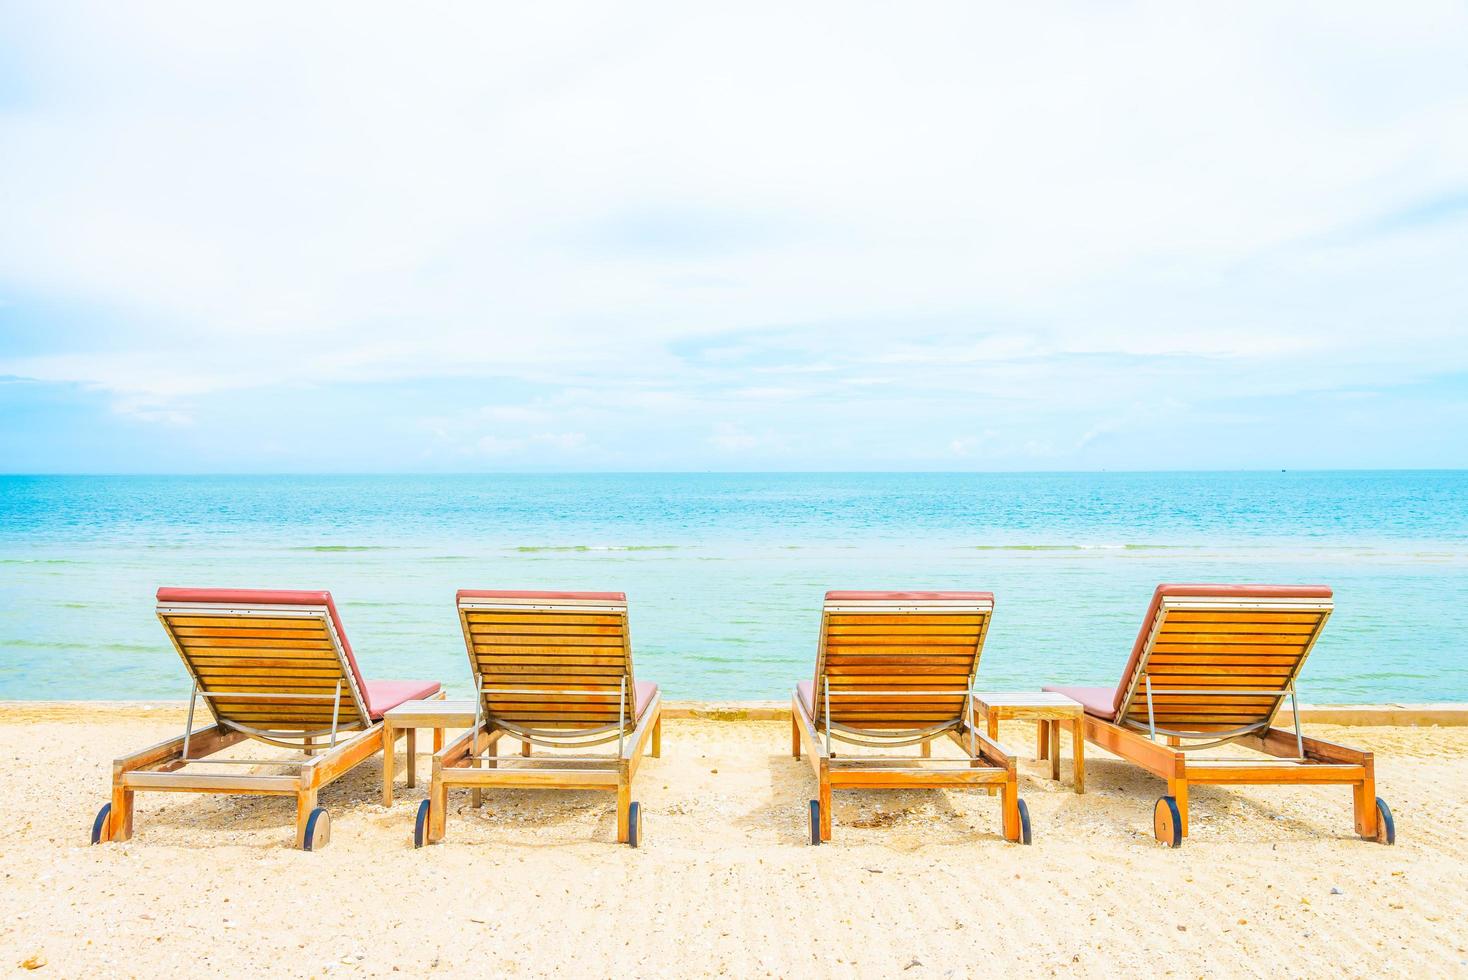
[95,591,431,850]
[98,719,391,848]
[792,687,1024,843]
[1082,714,1379,842]
[1065,588,1387,844]
[423,591,662,845]
[426,688,661,845]
[790,591,1028,843]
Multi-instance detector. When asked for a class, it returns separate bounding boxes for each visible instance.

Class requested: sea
[0,472,1464,702]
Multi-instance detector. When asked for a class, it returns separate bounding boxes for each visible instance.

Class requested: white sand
[1,704,1464,977]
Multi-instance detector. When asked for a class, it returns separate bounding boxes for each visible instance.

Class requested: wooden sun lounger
[92,588,441,850]
[1045,584,1395,847]
[791,590,1030,845]
[417,590,662,848]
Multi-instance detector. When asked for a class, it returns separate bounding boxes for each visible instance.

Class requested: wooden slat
[164,615,326,630]
[1122,604,1327,737]
[462,603,635,728]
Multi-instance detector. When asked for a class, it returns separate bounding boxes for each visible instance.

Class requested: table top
[974,691,1083,716]
[383,698,476,724]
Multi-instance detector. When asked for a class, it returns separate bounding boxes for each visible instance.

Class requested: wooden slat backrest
[1116,594,1333,734]
[156,601,369,732]
[457,592,635,732]
[814,592,993,730]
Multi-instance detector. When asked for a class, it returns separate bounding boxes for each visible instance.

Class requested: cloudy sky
[1,3,1465,472]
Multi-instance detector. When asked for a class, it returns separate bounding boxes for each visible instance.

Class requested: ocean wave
[0,558,81,565]
[1,639,154,652]
[287,545,399,552]
[967,544,1187,552]
[512,545,680,553]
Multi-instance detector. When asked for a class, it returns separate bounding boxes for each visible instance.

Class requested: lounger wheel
[807,799,821,845]
[90,803,111,845]
[1373,797,1395,845]
[626,801,643,848]
[302,806,331,851]
[1154,795,1183,848]
[1016,798,1032,845]
[413,799,431,849]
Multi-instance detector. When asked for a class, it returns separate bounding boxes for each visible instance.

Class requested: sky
[1,3,1466,472]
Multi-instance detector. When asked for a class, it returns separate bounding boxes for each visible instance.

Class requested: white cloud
[0,2,1466,469]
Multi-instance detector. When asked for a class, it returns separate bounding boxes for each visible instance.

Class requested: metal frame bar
[818,683,976,749]
[327,678,342,748]
[182,679,199,760]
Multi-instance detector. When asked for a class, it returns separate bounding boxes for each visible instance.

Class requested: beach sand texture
[1,704,1465,977]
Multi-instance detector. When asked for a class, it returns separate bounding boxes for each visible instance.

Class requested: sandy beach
[0,704,1462,977]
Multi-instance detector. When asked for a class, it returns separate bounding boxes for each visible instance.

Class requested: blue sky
[1,3,1466,472]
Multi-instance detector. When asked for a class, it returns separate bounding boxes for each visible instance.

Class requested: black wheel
[1154,795,1182,847]
[91,803,112,845]
[1374,797,1395,845]
[413,799,431,849]
[1016,798,1032,845]
[628,801,642,848]
[302,806,331,851]
[808,798,822,845]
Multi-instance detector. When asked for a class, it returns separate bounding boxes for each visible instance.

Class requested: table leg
[1049,721,1061,781]
[382,720,396,806]
[1071,717,1085,794]
[433,726,444,753]
[406,727,417,789]
[1037,720,1049,762]
[986,712,999,742]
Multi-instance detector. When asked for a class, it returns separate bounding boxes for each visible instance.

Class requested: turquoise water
[0,472,1464,702]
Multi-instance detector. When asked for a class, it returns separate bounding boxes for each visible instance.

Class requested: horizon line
[2,468,1465,478]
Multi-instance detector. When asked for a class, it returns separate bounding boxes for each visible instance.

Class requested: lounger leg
[1037,721,1049,762]
[653,715,662,759]
[920,740,932,758]
[1354,756,1378,838]
[303,736,315,757]
[521,738,531,757]
[818,765,832,842]
[381,720,396,806]
[791,713,800,759]
[1049,721,1061,781]
[1071,718,1085,794]
[472,730,492,809]
[616,779,632,844]
[428,770,447,844]
[405,728,417,789]
[1168,776,1189,838]
[1000,772,1021,842]
[108,784,134,842]
[295,788,319,849]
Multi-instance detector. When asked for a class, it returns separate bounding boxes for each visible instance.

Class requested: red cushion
[633,680,658,719]
[364,680,443,720]
[825,590,994,602]
[1041,685,1116,719]
[796,680,815,715]
[1111,584,1332,714]
[457,589,627,602]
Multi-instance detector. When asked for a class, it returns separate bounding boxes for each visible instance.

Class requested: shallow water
[1,472,1464,701]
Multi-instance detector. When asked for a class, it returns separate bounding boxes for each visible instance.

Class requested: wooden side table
[381,695,465,806]
[974,692,1085,794]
